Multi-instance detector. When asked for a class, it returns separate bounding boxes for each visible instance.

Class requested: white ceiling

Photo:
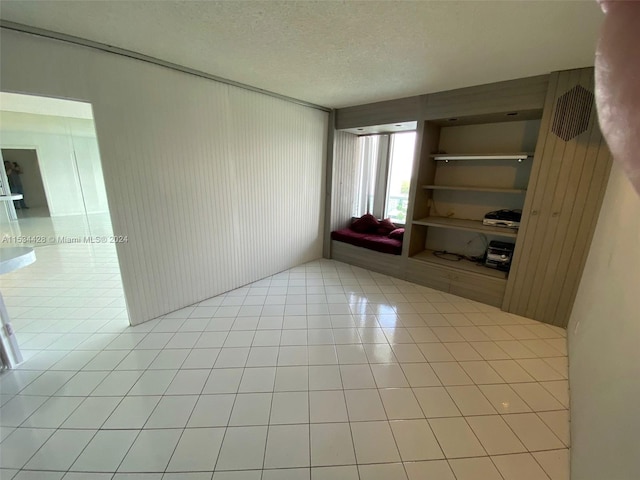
[0,92,94,119]
[0,1,604,109]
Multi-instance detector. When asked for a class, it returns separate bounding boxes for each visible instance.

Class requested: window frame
[354,131,415,225]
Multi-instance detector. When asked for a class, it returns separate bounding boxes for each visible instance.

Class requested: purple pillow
[377,218,397,235]
[388,228,405,240]
[351,214,380,233]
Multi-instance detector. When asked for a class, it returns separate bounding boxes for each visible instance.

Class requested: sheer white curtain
[354,135,380,217]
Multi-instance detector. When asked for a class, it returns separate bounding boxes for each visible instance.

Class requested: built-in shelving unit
[406,119,541,306]
[411,249,507,280]
[331,68,611,325]
[412,216,518,238]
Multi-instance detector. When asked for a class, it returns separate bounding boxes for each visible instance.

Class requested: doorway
[0,92,130,367]
[0,93,113,243]
[2,148,50,216]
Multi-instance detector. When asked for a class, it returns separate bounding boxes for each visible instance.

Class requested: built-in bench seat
[329,214,405,276]
[330,228,402,255]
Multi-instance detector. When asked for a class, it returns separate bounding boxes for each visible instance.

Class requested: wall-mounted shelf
[413,216,519,238]
[422,185,527,194]
[411,249,508,281]
[431,153,532,161]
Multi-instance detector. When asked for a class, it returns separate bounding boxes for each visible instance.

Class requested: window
[385,132,416,222]
[353,131,416,223]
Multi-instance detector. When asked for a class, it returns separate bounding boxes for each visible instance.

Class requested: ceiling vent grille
[551,85,594,141]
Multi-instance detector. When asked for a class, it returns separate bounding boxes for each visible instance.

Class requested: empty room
[0,2,638,480]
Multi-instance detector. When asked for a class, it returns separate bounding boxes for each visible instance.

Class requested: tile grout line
[1,259,571,479]
[260,334,282,472]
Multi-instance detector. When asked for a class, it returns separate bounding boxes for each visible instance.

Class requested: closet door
[503,68,612,328]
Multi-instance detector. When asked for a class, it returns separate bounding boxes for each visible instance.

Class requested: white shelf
[431,153,532,161]
[423,185,526,194]
[412,216,519,238]
[0,194,23,201]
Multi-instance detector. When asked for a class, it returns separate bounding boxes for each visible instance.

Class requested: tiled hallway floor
[0,245,569,480]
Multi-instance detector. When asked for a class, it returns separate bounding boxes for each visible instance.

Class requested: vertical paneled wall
[0,29,328,325]
[330,131,360,231]
[503,68,612,327]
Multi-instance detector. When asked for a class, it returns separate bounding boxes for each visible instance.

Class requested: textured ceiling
[0,0,604,108]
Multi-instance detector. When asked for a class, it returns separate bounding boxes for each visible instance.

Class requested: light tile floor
[0,243,570,480]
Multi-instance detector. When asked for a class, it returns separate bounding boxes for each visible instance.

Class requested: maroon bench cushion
[331,228,403,255]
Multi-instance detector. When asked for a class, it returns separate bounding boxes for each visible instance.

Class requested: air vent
[551,85,594,141]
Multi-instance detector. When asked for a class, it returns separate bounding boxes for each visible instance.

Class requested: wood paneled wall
[335,74,548,130]
[503,68,612,327]
[336,96,421,130]
[424,75,549,120]
[1,29,328,325]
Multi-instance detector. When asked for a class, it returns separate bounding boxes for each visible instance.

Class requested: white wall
[70,134,109,215]
[0,110,107,215]
[568,163,640,480]
[0,29,328,325]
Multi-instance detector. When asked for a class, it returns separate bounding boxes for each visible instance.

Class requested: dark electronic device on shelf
[484,241,515,271]
[483,209,522,229]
